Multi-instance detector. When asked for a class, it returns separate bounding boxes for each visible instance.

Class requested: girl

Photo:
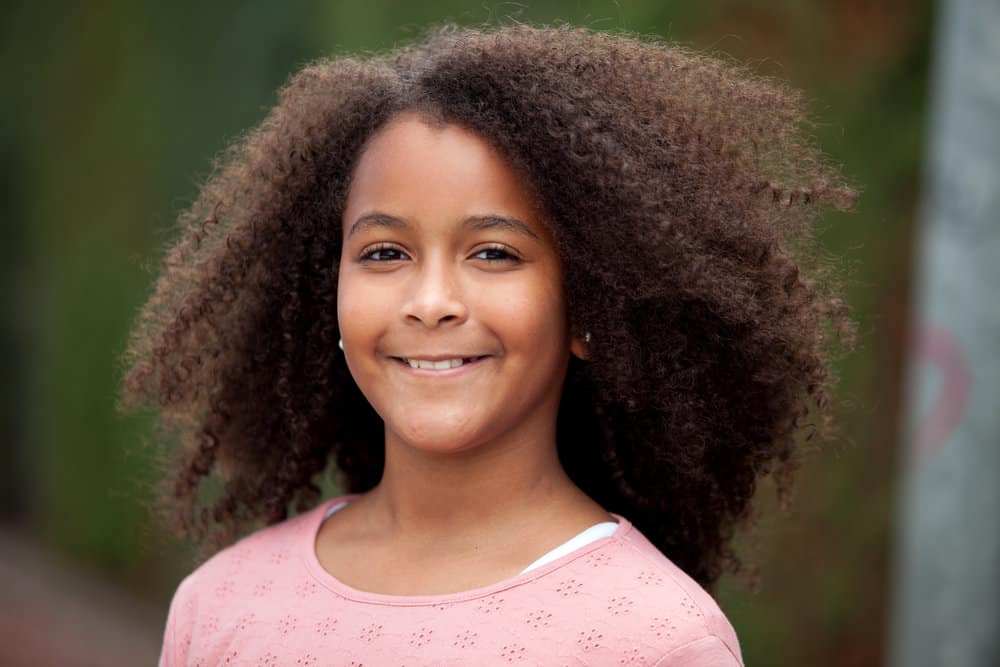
[119,23,855,666]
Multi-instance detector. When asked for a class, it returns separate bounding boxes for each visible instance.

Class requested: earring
[338,338,344,351]
[583,332,592,344]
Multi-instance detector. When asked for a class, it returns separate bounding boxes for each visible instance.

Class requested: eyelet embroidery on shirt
[360,623,383,643]
[476,594,506,614]
[252,579,273,597]
[635,569,665,587]
[499,642,527,662]
[524,610,553,629]
[315,616,338,636]
[229,546,251,570]
[408,627,434,648]
[607,595,635,616]
[213,579,236,598]
[576,629,604,651]
[452,630,478,649]
[554,577,583,597]
[268,550,290,566]
[277,615,298,636]
[259,649,280,666]
[649,616,677,639]
[235,612,256,632]
[584,551,613,568]
[222,648,239,664]
[617,647,644,665]
[203,615,220,634]
[295,653,318,666]
[678,596,703,618]
[294,580,319,597]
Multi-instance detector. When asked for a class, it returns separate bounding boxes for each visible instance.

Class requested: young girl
[120,23,855,666]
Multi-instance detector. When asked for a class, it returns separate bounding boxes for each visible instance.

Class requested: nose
[399,255,469,328]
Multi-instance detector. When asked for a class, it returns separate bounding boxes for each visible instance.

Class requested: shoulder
[159,502,322,654]
[534,518,744,665]
[622,525,742,657]
[179,504,314,593]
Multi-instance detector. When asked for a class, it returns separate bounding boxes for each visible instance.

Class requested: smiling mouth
[391,356,490,370]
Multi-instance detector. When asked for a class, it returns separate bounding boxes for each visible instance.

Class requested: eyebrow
[346,212,540,240]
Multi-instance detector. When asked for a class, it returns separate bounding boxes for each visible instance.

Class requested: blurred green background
[1,1,931,664]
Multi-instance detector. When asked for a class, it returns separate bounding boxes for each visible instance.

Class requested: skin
[317,112,615,595]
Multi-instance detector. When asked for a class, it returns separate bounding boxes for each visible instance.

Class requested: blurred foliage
[1,1,932,665]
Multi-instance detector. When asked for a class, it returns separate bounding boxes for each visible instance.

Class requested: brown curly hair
[118,22,856,592]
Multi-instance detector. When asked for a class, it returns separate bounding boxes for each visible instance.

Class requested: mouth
[390,355,491,374]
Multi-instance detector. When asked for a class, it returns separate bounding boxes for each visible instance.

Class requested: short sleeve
[652,634,744,666]
[157,575,194,667]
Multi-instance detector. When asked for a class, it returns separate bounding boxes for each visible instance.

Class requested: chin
[391,417,485,454]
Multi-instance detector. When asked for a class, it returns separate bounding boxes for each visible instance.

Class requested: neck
[360,418,587,546]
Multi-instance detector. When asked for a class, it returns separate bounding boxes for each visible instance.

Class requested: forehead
[342,113,549,239]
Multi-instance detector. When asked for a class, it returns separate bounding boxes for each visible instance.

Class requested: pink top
[158,494,744,666]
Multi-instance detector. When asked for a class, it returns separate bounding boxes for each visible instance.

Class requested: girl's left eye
[473,244,520,263]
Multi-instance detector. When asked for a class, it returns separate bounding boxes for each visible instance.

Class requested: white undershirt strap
[321,500,619,574]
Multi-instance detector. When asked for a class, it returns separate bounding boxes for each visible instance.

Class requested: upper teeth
[406,358,468,369]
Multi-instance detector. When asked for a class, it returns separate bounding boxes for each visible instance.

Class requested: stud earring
[583,332,592,344]
[338,338,344,351]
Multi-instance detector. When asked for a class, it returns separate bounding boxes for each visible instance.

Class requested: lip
[393,353,489,362]
[389,355,491,377]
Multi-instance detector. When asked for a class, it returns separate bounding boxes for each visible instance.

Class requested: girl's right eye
[359,244,408,262]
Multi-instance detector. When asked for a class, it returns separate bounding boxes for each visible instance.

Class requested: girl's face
[338,112,587,455]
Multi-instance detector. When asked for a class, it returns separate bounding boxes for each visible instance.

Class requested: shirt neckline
[300,493,634,606]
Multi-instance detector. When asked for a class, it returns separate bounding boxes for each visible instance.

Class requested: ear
[570,334,591,361]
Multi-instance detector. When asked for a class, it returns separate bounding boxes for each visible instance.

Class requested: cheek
[336,271,389,405]
[336,311,381,403]
[484,275,568,344]
[336,270,382,340]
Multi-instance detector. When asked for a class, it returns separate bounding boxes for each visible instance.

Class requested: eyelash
[358,243,520,264]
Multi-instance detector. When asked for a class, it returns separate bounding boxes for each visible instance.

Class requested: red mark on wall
[911,323,971,464]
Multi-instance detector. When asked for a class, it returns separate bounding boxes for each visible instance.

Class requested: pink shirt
[158,494,744,665]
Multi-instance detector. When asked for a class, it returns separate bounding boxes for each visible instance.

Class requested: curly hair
[118,22,856,592]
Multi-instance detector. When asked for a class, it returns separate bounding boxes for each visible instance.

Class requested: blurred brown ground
[0,526,161,666]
